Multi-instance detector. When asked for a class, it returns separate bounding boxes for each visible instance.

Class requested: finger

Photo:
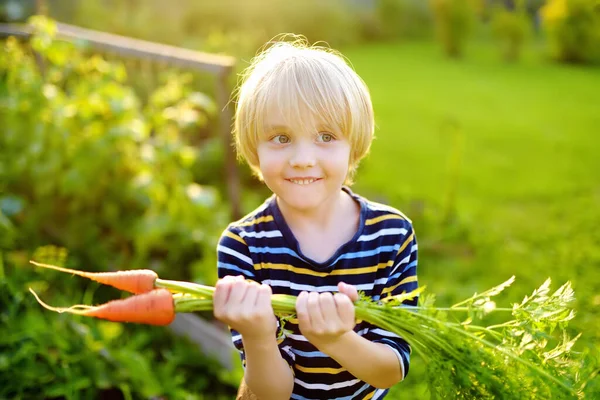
[334,293,356,326]
[256,284,273,309]
[241,281,260,315]
[256,285,277,331]
[213,278,233,315]
[307,291,325,328]
[296,291,311,331]
[227,279,248,306]
[338,282,359,302]
[318,292,340,325]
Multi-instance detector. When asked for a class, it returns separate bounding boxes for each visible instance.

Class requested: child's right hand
[213,275,277,341]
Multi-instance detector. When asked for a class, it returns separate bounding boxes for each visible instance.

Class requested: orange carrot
[29,260,157,294]
[29,288,175,326]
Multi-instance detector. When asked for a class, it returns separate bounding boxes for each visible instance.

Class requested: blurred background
[1,0,599,399]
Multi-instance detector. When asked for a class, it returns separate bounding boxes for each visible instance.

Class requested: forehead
[260,81,346,136]
[262,101,327,132]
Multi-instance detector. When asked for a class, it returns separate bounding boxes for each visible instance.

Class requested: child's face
[257,105,351,212]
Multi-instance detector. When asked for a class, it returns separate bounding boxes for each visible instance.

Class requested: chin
[280,194,322,211]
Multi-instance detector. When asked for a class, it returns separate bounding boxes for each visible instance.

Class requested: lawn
[342,40,600,398]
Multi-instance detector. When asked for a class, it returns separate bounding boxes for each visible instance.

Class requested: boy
[213,36,419,400]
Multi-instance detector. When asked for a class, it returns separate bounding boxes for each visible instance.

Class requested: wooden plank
[0,22,236,75]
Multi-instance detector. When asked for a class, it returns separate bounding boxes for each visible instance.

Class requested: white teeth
[290,178,317,185]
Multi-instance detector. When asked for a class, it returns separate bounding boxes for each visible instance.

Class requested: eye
[271,134,290,144]
[317,132,334,143]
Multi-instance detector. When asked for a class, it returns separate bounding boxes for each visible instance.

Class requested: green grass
[342,40,600,398]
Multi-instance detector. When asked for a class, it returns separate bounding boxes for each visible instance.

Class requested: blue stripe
[248,246,302,258]
[292,349,329,357]
[334,244,400,262]
[218,262,255,277]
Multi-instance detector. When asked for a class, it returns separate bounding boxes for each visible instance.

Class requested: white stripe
[281,345,296,361]
[366,202,412,222]
[294,377,360,390]
[370,328,401,339]
[365,202,399,213]
[356,328,369,336]
[287,333,308,341]
[239,230,282,238]
[263,280,383,292]
[387,347,405,381]
[358,228,407,242]
[390,254,410,275]
[217,244,253,266]
[372,388,388,399]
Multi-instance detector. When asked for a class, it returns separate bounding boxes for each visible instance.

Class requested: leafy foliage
[0,16,237,398]
[0,16,227,283]
[541,0,600,64]
[491,4,531,62]
[355,277,589,399]
[430,0,475,57]
[0,259,237,399]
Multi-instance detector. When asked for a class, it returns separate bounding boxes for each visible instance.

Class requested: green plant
[491,4,531,62]
[541,0,600,64]
[430,0,475,57]
[0,259,237,399]
[0,17,238,397]
[0,16,227,283]
[369,0,433,40]
[49,0,363,59]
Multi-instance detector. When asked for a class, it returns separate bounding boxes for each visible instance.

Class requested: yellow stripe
[295,365,346,375]
[381,275,418,295]
[236,215,274,227]
[363,390,376,399]
[396,232,414,255]
[224,230,247,245]
[255,260,393,278]
[365,214,404,226]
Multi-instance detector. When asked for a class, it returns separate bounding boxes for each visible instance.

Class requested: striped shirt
[217,187,419,400]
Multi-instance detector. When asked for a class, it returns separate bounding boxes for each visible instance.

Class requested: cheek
[325,146,352,172]
[257,148,283,177]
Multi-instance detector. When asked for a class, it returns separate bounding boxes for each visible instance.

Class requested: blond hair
[232,35,374,184]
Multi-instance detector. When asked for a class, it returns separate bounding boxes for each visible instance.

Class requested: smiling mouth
[287,178,321,185]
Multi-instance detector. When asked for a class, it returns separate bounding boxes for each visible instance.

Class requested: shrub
[491,6,531,62]
[541,0,600,64]
[0,255,238,399]
[0,16,228,284]
[430,0,476,57]
[366,0,433,40]
[0,15,238,398]
[50,0,362,59]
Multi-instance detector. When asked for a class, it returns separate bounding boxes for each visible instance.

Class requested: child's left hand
[296,282,359,349]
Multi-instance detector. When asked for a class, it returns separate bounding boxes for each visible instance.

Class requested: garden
[1,0,599,399]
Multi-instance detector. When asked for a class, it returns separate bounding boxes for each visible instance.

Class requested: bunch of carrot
[28,261,222,326]
[29,260,585,398]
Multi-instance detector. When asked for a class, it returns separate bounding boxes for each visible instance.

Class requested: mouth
[286,178,322,185]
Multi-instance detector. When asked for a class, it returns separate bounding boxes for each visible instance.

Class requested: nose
[288,141,316,168]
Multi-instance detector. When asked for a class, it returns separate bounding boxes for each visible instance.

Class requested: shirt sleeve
[216,225,296,370]
[363,224,418,380]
